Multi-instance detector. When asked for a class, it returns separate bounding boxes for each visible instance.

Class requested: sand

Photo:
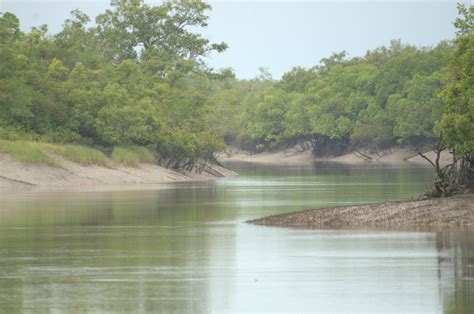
[219,146,452,168]
[0,154,236,191]
[218,147,314,164]
[248,193,474,230]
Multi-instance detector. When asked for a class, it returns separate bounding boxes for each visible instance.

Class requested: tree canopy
[0,1,227,169]
[0,2,472,179]
[439,4,474,154]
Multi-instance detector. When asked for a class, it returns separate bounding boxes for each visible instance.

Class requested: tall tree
[95,0,227,64]
[439,4,474,155]
[435,4,474,194]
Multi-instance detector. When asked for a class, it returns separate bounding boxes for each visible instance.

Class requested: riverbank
[218,146,452,167]
[0,154,236,191]
[248,193,474,230]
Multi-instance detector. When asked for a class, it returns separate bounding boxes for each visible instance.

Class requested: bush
[0,140,59,166]
[128,145,156,164]
[42,128,83,144]
[0,124,41,142]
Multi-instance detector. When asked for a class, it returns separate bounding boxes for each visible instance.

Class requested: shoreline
[247,193,474,230]
[0,154,237,191]
[218,147,452,167]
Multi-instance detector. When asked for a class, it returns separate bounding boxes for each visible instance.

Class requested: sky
[0,0,464,79]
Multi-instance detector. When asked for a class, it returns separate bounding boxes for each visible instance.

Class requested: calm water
[0,162,472,313]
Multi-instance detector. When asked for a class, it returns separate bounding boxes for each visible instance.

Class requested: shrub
[127,145,156,164]
[111,147,140,167]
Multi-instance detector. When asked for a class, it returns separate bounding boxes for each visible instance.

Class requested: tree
[0,12,21,44]
[95,0,227,63]
[278,67,315,93]
[435,4,474,194]
[96,98,164,146]
[0,79,33,128]
[439,4,474,155]
[390,71,447,145]
[54,10,104,69]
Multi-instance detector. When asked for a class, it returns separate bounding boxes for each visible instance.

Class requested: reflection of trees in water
[0,190,230,312]
[434,231,474,314]
[0,192,115,227]
[0,186,238,311]
[0,186,225,227]
[0,221,218,312]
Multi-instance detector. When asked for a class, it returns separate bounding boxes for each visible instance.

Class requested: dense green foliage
[437,4,474,194]
[0,0,227,169]
[439,4,474,155]
[0,2,472,174]
[210,42,453,154]
[210,5,472,161]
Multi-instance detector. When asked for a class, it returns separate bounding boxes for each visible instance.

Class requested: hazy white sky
[0,0,464,78]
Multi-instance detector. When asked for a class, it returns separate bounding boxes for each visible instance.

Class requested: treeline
[0,0,228,170]
[212,6,472,165]
[213,41,452,156]
[0,1,472,183]
[211,3,472,194]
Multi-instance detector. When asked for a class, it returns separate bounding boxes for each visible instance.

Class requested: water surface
[0,162,472,313]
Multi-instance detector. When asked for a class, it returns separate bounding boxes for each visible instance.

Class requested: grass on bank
[0,140,156,168]
[63,145,109,166]
[111,146,156,167]
[0,140,59,166]
[34,142,109,166]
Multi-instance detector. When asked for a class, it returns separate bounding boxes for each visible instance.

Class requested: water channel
[0,162,472,313]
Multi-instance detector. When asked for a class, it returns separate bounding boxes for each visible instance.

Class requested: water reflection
[436,231,474,314]
[0,162,472,313]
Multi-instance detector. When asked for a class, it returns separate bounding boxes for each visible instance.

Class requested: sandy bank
[218,146,452,167]
[0,154,236,191]
[248,193,474,230]
[218,147,314,165]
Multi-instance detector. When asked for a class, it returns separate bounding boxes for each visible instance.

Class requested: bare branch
[417,151,437,169]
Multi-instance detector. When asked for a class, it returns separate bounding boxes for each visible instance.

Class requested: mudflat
[248,193,474,230]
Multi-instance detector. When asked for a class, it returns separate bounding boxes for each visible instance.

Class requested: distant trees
[210,40,453,156]
[205,4,472,198]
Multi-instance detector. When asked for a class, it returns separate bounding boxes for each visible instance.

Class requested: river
[0,162,472,313]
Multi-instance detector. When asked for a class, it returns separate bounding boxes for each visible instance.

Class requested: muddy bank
[218,146,452,168]
[0,154,236,191]
[248,194,474,230]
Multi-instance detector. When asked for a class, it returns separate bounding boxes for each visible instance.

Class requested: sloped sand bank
[0,154,236,191]
[219,146,452,168]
